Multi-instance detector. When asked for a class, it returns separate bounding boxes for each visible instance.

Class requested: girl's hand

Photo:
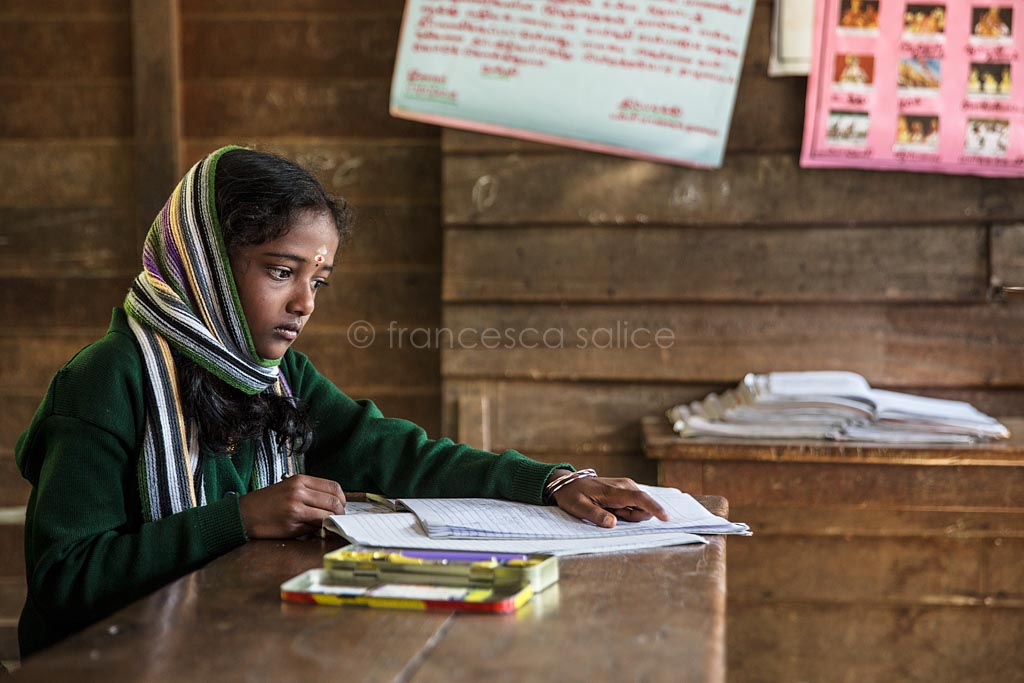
[548,470,669,528]
[238,474,346,538]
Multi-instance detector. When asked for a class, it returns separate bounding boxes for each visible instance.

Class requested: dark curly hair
[179,148,353,456]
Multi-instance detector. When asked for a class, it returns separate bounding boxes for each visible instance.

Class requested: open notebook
[324,486,748,557]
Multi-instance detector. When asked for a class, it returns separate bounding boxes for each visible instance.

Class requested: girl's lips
[274,326,300,341]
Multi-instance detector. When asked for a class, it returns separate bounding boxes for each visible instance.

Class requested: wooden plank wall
[0,0,442,664]
[0,0,135,665]
[440,0,1024,481]
[438,2,1024,681]
[178,0,442,433]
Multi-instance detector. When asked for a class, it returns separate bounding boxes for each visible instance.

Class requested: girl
[15,146,666,657]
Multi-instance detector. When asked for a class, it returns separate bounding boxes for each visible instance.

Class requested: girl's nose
[287,284,315,317]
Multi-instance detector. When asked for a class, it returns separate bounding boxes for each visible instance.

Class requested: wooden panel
[444,225,986,303]
[670,460,1024,510]
[729,535,987,603]
[729,506,1024,539]
[181,0,406,13]
[0,84,132,138]
[913,387,1024,417]
[729,603,1024,683]
[0,0,126,13]
[443,154,1020,226]
[728,1,804,153]
[987,538,1024,597]
[1,390,440,493]
[441,303,1024,385]
[9,530,725,682]
[301,270,440,327]
[132,0,181,246]
[1,206,438,278]
[0,580,25,624]
[3,329,437,392]
[991,223,1024,289]
[181,17,399,79]
[442,380,720,455]
[184,81,436,139]
[442,130,558,156]
[0,332,105,391]
[1,396,39,465]
[1,272,432,333]
[0,277,134,329]
[0,457,30,509]
[0,627,17,666]
[0,142,132,208]
[0,18,130,79]
[0,525,23,578]
[0,208,136,276]
[440,383,1024,459]
[456,394,491,451]
[415,541,726,683]
[342,205,441,267]
[182,140,441,206]
[293,330,439,389]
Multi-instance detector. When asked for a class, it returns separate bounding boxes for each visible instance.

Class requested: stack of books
[667,371,1010,444]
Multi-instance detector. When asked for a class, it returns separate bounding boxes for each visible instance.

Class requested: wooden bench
[642,416,1024,683]
[0,508,25,671]
[13,496,729,682]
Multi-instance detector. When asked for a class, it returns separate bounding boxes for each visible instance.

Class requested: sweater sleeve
[285,351,572,504]
[17,332,248,655]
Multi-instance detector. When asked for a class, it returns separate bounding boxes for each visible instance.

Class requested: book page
[398,486,747,539]
[323,513,708,557]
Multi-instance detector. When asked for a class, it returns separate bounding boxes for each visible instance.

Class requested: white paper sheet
[324,512,709,557]
[398,486,749,539]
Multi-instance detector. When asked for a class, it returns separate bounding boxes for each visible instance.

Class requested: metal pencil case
[322,545,559,592]
[281,569,534,613]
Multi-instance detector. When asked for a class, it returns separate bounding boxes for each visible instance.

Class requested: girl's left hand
[548,471,669,528]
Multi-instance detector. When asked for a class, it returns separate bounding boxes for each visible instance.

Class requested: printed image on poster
[389,0,755,169]
[972,6,1012,39]
[801,0,1024,177]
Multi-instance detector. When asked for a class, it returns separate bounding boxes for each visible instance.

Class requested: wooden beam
[131,0,181,245]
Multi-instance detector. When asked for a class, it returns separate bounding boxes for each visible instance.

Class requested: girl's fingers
[607,507,654,523]
[562,497,617,528]
[299,487,346,515]
[299,475,347,505]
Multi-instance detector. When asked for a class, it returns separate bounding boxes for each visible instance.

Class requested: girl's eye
[313,279,330,291]
[268,267,291,280]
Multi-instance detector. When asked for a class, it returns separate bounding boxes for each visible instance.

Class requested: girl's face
[229,209,340,360]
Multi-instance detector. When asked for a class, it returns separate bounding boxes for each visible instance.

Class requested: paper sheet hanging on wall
[801,0,1024,177]
[770,0,814,76]
[389,0,755,169]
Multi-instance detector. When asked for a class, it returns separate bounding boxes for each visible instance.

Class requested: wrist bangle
[544,468,597,503]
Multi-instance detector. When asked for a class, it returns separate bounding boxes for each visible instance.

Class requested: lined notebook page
[324,513,707,557]
[398,486,748,539]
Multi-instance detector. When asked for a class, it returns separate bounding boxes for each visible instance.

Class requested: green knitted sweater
[16,308,568,656]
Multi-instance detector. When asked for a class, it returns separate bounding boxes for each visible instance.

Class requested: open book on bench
[667,371,1009,444]
[325,486,749,556]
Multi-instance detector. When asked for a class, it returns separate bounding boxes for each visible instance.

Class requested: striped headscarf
[124,146,299,522]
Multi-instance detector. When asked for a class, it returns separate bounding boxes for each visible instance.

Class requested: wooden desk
[13,497,728,683]
[643,417,1024,683]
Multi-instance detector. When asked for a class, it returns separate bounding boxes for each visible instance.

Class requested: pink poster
[801,1,1024,177]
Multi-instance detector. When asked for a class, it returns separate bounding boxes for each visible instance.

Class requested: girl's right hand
[238,474,346,538]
